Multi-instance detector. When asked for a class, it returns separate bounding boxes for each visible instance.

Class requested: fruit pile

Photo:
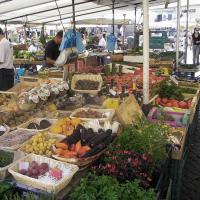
[155,97,192,109]
[50,118,81,136]
[26,119,51,130]
[22,133,57,156]
[19,161,62,181]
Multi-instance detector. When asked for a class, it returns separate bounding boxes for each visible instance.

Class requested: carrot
[55,143,68,150]
[81,146,91,152]
[75,141,82,153]
[55,148,64,156]
[63,151,77,158]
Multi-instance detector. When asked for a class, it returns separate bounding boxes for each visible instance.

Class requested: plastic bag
[107,34,117,52]
[54,47,78,67]
[59,29,85,53]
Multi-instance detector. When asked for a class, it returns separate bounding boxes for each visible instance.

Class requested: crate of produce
[0,149,25,180]
[52,121,119,166]
[49,118,81,136]
[8,154,79,193]
[71,74,103,94]
[110,54,123,62]
[70,108,115,122]
[0,129,38,151]
[18,118,57,132]
[147,107,189,127]
[18,132,65,157]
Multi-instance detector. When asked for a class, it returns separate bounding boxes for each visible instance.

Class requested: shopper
[0,28,14,91]
[44,30,63,68]
[192,28,200,66]
[98,33,106,49]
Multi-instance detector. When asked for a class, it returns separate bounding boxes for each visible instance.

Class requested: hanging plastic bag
[107,34,117,52]
[54,47,78,67]
[59,29,85,53]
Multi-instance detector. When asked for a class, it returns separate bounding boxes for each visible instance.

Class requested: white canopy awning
[0,0,177,25]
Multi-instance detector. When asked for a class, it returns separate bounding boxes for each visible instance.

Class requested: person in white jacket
[0,28,14,91]
[98,34,106,48]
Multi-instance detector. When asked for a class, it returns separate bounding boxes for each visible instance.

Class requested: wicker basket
[70,108,115,122]
[18,118,58,132]
[18,133,65,155]
[8,154,79,193]
[52,149,107,167]
[0,149,25,180]
[0,129,38,151]
[71,74,103,94]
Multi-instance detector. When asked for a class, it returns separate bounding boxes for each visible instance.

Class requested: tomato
[162,98,168,104]
[155,97,161,105]
[179,101,187,109]
[166,102,172,107]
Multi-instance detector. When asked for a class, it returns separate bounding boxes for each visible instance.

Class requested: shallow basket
[70,108,115,122]
[18,118,58,132]
[0,129,38,151]
[71,74,103,94]
[0,149,25,180]
[52,149,107,167]
[18,133,65,155]
[8,154,79,194]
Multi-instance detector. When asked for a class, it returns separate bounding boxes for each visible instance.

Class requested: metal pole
[134,7,137,32]
[143,0,149,104]
[123,14,126,51]
[112,0,115,35]
[72,0,76,32]
[184,0,189,64]
[72,0,77,72]
[176,0,181,69]
[4,21,8,39]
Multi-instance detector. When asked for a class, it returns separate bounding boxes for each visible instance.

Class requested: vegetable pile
[70,173,156,200]
[91,149,153,188]
[115,118,168,164]
[0,150,14,168]
[54,125,116,159]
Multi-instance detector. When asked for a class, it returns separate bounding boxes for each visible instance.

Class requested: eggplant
[65,135,79,145]
[72,129,81,140]
[89,132,111,147]
[85,134,100,147]
[82,133,117,158]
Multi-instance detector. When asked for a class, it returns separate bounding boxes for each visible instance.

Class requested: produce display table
[14,59,43,66]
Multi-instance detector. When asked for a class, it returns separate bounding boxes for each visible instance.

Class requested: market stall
[0,0,200,200]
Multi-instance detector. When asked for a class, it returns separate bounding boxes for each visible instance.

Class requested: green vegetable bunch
[0,150,14,168]
[3,193,55,200]
[70,173,156,200]
[158,81,184,100]
[116,117,169,164]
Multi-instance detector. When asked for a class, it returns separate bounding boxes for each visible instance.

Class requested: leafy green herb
[158,81,184,100]
[3,193,55,200]
[70,173,156,200]
[0,150,14,168]
[115,117,169,164]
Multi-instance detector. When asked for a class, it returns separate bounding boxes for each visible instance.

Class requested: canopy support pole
[71,0,77,72]
[4,21,8,39]
[184,0,189,64]
[72,0,76,32]
[112,0,115,35]
[176,0,181,69]
[142,0,149,104]
[123,14,126,52]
